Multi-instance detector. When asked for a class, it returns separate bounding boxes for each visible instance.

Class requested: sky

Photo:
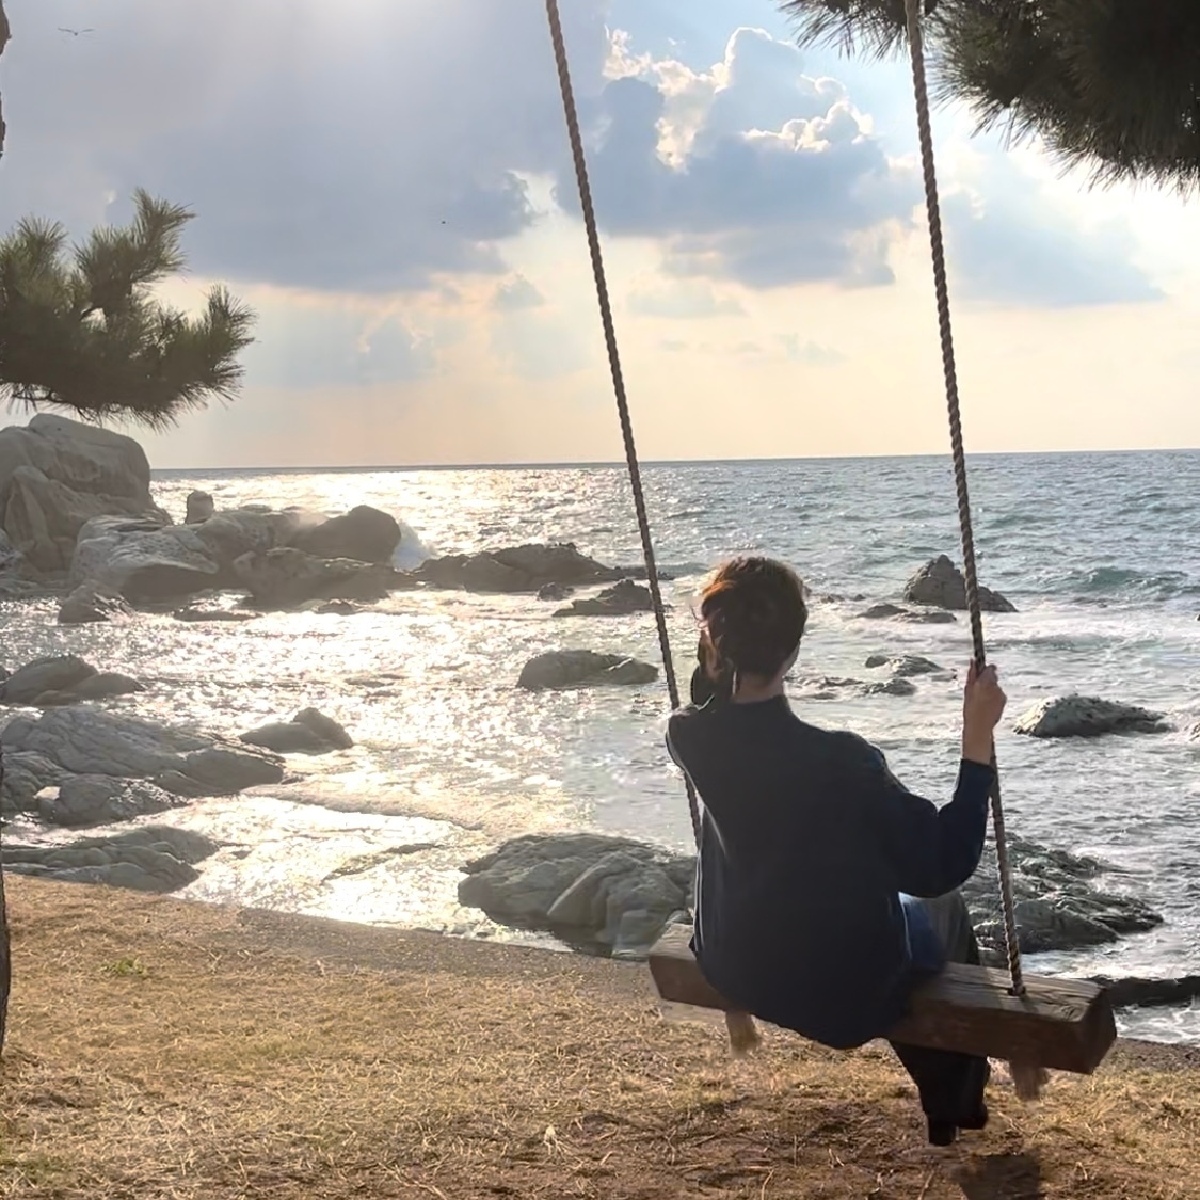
[1,0,1197,468]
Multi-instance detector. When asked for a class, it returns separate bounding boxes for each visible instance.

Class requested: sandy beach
[0,875,1196,1199]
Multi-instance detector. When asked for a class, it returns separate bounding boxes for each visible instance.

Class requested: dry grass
[0,877,1196,1199]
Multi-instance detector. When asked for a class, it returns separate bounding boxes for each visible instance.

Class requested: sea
[3,451,1199,1042]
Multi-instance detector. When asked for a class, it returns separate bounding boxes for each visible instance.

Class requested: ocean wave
[1062,566,1199,600]
[393,520,434,571]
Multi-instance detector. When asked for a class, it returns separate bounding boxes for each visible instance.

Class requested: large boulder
[233,546,402,609]
[0,414,168,572]
[290,505,401,565]
[2,825,220,893]
[414,543,620,593]
[0,706,284,795]
[1013,696,1169,739]
[517,650,659,691]
[903,556,1016,613]
[0,750,62,814]
[71,516,222,602]
[553,579,656,617]
[458,833,694,956]
[239,708,355,755]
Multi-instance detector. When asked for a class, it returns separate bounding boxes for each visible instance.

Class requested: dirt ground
[0,877,1195,1198]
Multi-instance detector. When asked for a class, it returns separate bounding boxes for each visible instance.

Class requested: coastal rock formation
[458,831,1163,961]
[70,503,408,607]
[289,504,401,564]
[904,556,1016,613]
[517,651,658,691]
[185,490,215,524]
[0,655,145,707]
[0,707,284,795]
[538,582,573,602]
[413,543,620,593]
[553,579,656,617]
[58,584,133,625]
[0,414,169,572]
[1013,696,1169,738]
[858,602,957,625]
[2,826,220,893]
[233,547,402,609]
[459,833,694,957]
[240,708,354,755]
[34,775,186,828]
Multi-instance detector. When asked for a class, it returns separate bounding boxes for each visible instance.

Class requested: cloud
[0,0,610,293]
[574,28,917,289]
[240,296,437,389]
[493,276,546,311]
[942,160,1163,308]
[627,280,744,318]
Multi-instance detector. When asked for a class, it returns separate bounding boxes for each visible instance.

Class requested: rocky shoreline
[0,414,1196,1020]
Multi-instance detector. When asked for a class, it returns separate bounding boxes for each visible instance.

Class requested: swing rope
[542,0,701,847]
[903,0,1024,997]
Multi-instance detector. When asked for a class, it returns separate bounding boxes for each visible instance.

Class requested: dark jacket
[666,683,993,1049]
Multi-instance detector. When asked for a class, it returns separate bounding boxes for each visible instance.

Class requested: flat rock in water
[0,706,284,794]
[240,707,354,755]
[172,604,261,623]
[0,655,97,704]
[2,825,220,893]
[857,602,957,625]
[233,547,401,609]
[903,556,1016,613]
[36,775,186,828]
[865,654,947,678]
[1013,696,1169,738]
[553,579,657,617]
[517,650,658,691]
[413,543,620,593]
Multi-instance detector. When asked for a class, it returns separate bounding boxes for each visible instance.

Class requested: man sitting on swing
[667,556,1006,1146]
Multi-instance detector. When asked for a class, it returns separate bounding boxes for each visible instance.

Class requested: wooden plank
[648,926,1117,1075]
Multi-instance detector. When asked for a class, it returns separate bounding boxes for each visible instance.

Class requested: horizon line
[150,445,1200,474]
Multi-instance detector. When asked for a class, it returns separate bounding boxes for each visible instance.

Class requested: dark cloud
[0,0,609,292]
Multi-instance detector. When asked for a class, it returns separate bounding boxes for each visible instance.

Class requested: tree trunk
[0,0,8,158]
[0,750,9,1056]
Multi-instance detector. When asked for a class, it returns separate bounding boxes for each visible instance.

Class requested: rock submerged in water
[457,831,1163,961]
[240,708,354,755]
[858,602,957,625]
[553,579,656,617]
[233,546,404,609]
[904,556,1016,613]
[172,603,261,623]
[1013,696,1168,738]
[517,650,658,691]
[0,655,145,707]
[414,543,620,594]
[2,825,220,893]
[865,654,948,678]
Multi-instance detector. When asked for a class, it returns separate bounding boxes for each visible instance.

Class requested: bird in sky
[58,28,95,37]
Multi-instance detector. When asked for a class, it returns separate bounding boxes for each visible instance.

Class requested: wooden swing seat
[649,926,1117,1074]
